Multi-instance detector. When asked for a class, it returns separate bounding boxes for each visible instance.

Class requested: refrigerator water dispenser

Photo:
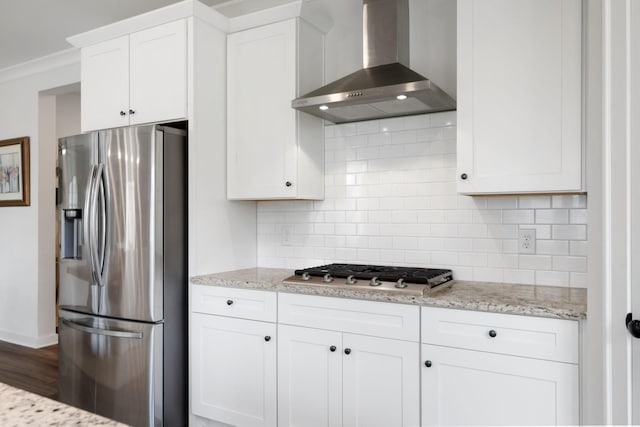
[60,208,82,259]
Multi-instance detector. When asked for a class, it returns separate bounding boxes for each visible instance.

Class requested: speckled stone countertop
[191,268,587,320]
[0,382,126,426]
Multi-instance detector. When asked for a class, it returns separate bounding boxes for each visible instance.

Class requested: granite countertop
[191,268,587,320]
[0,382,126,426]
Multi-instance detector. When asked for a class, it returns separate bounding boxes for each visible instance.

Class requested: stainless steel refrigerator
[57,124,187,427]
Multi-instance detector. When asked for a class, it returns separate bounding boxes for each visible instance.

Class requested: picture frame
[0,136,30,207]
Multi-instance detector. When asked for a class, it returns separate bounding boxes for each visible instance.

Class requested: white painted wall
[56,92,81,139]
[0,61,80,347]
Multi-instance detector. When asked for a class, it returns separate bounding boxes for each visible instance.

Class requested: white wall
[0,61,80,347]
[56,92,81,139]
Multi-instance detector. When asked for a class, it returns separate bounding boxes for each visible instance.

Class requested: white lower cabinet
[276,292,421,427]
[421,344,579,426]
[192,313,277,427]
[277,325,342,427]
[278,324,420,427]
[342,333,420,427]
[420,307,580,426]
[191,288,580,427]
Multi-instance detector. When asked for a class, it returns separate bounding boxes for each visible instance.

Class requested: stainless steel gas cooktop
[282,263,453,296]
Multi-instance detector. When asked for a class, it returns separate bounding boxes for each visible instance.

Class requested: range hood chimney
[292,0,456,124]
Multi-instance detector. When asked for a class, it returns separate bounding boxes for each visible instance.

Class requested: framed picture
[0,136,30,207]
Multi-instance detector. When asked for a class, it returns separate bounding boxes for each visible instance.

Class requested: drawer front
[421,307,579,363]
[278,293,419,342]
[192,285,277,322]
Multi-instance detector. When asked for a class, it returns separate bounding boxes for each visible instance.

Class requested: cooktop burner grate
[290,263,453,291]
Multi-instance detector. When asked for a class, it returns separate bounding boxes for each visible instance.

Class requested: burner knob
[370,277,381,287]
[301,272,311,281]
[345,275,357,285]
[395,278,408,289]
[323,273,333,283]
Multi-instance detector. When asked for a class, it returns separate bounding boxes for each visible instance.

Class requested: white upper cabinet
[456,0,583,194]
[81,19,187,132]
[227,18,325,200]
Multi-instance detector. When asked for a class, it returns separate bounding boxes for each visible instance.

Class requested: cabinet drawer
[278,293,419,342]
[421,307,578,363]
[192,285,277,322]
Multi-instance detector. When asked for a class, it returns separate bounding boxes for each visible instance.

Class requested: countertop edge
[190,268,587,321]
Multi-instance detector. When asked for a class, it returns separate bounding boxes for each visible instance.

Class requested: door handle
[626,313,640,338]
[62,318,143,339]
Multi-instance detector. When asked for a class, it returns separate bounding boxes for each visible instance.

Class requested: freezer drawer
[58,310,163,427]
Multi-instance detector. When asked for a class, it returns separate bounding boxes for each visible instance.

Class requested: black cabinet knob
[285,181,292,187]
[226,300,234,305]
[344,348,351,355]
[330,345,337,352]
[460,173,468,180]
[129,109,135,115]
[120,111,126,116]
[489,329,497,338]
[264,336,271,342]
[424,360,432,368]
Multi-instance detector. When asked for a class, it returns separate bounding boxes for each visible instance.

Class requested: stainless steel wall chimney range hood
[292,0,456,124]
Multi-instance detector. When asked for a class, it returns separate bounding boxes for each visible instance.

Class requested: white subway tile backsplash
[503,210,535,224]
[535,271,570,287]
[430,111,457,127]
[570,272,588,287]
[404,115,431,130]
[473,268,504,282]
[552,256,588,273]
[552,224,587,240]
[379,117,405,132]
[537,240,570,256]
[487,197,518,209]
[570,209,588,224]
[257,114,588,288]
[519,255,552,270]
[570,240,588,256]
[536,209,569,224]
[518,196,552,209]
[524,224,552,239]
[504,269,535,284]
[552,194,587,209]
[356,120,380,135]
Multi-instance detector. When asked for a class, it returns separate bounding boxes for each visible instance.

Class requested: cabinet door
[227,19,298,199]
[81,35,129,132]
[343,334,420,427]
[192,314,277,427]
[129,19,187,126]
[457,0,582,194]
[278,325,342,427]
[421,344,579,426]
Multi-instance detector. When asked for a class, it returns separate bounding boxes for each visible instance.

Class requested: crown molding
[0,48,80,85]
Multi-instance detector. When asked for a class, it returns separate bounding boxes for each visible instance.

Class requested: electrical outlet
[281,225,293,246]
[518,229,536,254]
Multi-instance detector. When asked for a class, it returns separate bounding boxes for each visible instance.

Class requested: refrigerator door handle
[61,318,143,339]
[90,163,105,287]
[96,164,107,284]
[84,164,98,284]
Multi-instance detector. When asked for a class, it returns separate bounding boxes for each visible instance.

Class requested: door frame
[596,0,639,423]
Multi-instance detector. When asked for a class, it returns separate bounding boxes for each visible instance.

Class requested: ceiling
[0,0,295,71]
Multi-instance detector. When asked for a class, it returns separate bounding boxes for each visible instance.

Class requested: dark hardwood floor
[0,340,58,399]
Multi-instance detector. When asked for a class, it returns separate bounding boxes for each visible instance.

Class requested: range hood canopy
[292,0,456,124]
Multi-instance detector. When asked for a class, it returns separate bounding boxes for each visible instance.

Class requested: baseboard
[0,330,58,348]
